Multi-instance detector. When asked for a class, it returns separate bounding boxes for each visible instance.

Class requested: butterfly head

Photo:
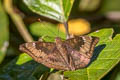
[19,44,25,52]
[19,42,34,53]
[55,37,62,44]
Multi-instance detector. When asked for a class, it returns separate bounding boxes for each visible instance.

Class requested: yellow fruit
[58,19,91,35]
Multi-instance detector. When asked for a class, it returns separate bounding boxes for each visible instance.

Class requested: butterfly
[19,35,99,71]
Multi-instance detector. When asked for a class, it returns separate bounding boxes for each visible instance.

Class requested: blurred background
[0,0,120,80]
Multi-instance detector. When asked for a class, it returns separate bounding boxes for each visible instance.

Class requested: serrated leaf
[64,28,120,80]
[23,0,74,22]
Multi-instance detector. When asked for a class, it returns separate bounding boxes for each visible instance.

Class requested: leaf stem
[63,22,70,39]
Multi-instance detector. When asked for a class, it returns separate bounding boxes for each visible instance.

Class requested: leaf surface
[23,0,74,22]
[29,22,66,42]
[1,28,120,80]
[64,28,120,80]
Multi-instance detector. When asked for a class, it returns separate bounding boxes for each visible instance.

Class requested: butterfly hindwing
[63,36,99,69]
[19,41,69,70]
[64,36,99,58]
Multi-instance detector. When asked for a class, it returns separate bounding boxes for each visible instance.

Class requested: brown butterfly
[19,36,99,71]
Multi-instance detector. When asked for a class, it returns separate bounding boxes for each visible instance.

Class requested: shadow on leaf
[0,57,50,80]
[87,44,106,67]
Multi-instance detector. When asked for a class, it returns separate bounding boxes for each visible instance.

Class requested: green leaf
[64,28,120,80]
[1,28,120,80]
[0,21,66,79]
[16,53,32,65]
[0,57,49,80]
[30,22,66,42]
[23,0,74,22]
[0,0,9,63]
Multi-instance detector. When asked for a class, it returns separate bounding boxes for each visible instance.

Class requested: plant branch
[4,0,33,42]
[63,22,70,39]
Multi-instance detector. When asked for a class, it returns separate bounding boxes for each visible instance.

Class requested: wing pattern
[63,36,99,69]
[19,41,69,70]
[19,35,99,71]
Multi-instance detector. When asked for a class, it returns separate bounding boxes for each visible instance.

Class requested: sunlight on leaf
[16,53,32,65]
[64,28,120,80]
[23,0,74,22]
[1,28,120,80]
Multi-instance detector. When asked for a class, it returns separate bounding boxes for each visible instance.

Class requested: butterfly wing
[64,36,99,69]
[19,41,69,70]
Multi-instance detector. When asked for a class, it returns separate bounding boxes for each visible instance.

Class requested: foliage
[0,0,120,80]
[0,0,9,64]
[64,29,120,80]
[29,22,66,42]
[0,27,120,80]
[23,0,74,22]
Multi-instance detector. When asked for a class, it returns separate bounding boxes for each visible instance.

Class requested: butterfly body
[19,36,99,71]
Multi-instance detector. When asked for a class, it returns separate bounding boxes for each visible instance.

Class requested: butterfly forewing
[19,42,69,70]
[19,35,99,71]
